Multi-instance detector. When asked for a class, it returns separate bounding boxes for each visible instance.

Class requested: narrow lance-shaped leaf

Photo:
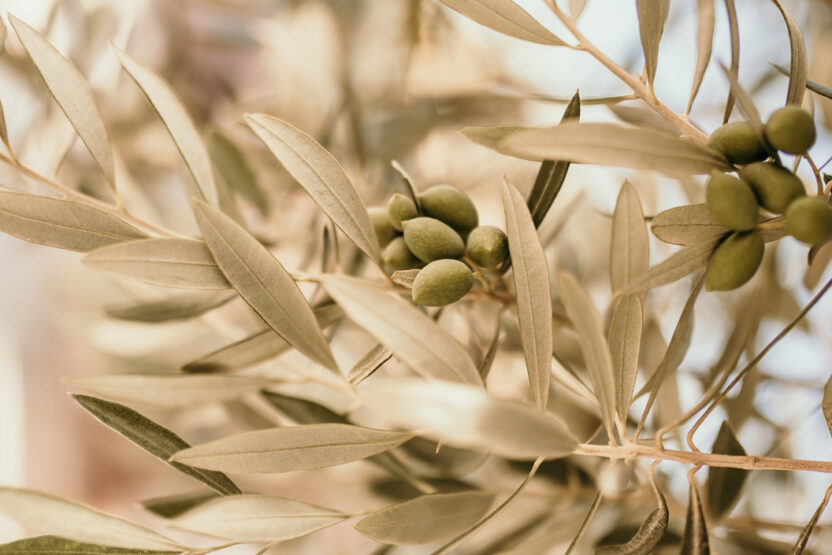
[437,0,570,46]
[705,421,748,520]
[557,271,616,442]
[609,295,643,431]
[610,181,649,293]
[636,0,669,86]
[193,200,338,372]
[171,423,413,474]
[348,343,394,385]
[651,204,728,246]
[355,492,495,546]
[115,49,218,207]
[245,113,380,262]
[771,0,807,106]
[789,486,832,555]
[723,0,740,123]
[105,291,236,323]
[502,179,552,410]
[688,0,715,113]
[208,130,268,215]
[10,15,115,187]
[719,63,765,138]
[0,191,145,252]
[681,480,711,555]
[773,62,832,102]
[596,481,668,554]
[615,237,720,297]
[0,536,181,554]
[72,395,240,495]
[173,495,348,543]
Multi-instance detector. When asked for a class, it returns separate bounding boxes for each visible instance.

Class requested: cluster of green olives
[368,184,509,306]
[704,106,832,291]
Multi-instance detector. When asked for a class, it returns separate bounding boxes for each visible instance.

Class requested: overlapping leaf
[208,130,268,215]
[651,204,728,246]
[438,0,570,46]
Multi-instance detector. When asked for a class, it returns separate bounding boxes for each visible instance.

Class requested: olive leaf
[502,178,552,410]
[615,237,720,297]
[478,318,501,381]
[688,0,715,113]
[207,130,268,215]
[609,103,678,134]
[193,200,339,372]
[348,343,394,385]
[706,421,748,520]
[390,268,420,288]
[141,492,217,519]
[569,0,588,19]
[610,181,649,294]
[170,423,413,473]
[0,191,145,252]
[72,395,241,495]
[66,374,272,409]
[723,0,740,123]
[262,391,347,425]
[104,291,236,323]
[172,495,349,542]
[361,378,577,460]
[320,274,482,386]
[0,536,181,554]
[822,375,832,440]
[609,295,643,431]
[651,204,729,246]
[595,484,668,554]
[771,0,807,106]
[773,62,832,101]
[0,488,184,552]
[83,238,230,290]
[636,0,669,86]
[10,15,115,188]
[804,241,832,289]
[355,492,495,546]
[789,487,832,555]
[557,271,616,442]
[245,113,381,263]
[437,0,570,46]
[719,63,765,138]
[0,98,10,154]
[681,480,710,555]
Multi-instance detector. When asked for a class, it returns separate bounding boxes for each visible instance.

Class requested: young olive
[387,193,418,231]
[765,106,816,155]
[411,259,474,306]
[785,196,832,245]
[738,162,805,214]
[705,232,764,291]
[705,171,759,231]
[368,206,397,248]
[382,237,422,273]
[418,185,479,234]
[466,225,509,268]
[402,216,465,262]
[706,121,768,165]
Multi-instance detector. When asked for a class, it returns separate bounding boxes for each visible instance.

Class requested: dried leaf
[245,113,380,262]
[361,378,576,460]
[557,271,616,441]
[0,488,183,552]
[681,481,710,554]
[320,275,482,386]
[610,181,649,293]
[503,179,552,409]
[596,487,668,554]
[688,0,715,113]
[355,492,494,546]
[104,291,236,323]
[10,15,115,187]
[208,130,268,215]
[438,0,570,46]
[193,200,338,372]
[115,49,218,206]
[771,0,807,106]
[0,191,145,252]
[706,421,748,520]
[348,343,394,385]
[723,0,740,123]
[636,0,669,86]
[615,237,720,297]
[171,423,413,473]
[609,295,643,429]
[72,395,240,495]
[173,495,348,542]
[651,204,728,246]
[83,238,230,290]
[0,536,180,554]
[67,374,272,409]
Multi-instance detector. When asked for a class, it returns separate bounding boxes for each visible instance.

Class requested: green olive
[411,259,474,306]
[382,237,422,273]
[705,232,764,291]
[765,106,816,155]
[705,171,759,231]
[785,196,832,245]
[738,162,806,214]
[402,216,465,262]
[466,225,509,268]
[706,121,768,165]
[418,185,479,234]
[387,193,418,231]
[369,206,397,248]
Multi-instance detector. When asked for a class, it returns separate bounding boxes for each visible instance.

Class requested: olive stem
[804,152,825,196]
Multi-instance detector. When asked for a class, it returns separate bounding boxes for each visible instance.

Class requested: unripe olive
[785,196,832,245]
[738,162,806,214]
[466,225,509,268]
[402,216,465,262]
[418,185,479,234]
[706,121,768,165]
[765,106,816,155]
[387,193,418,231]
[705,171,759,231]
[705,232,764,291]
[411,259,474,306]
[382,237,422,273]
[369,206,397,248]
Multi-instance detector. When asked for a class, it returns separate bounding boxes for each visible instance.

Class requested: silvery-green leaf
[115,49,217,206]
[208,130,268,215]
[503,178,552,410]
[245,113,380,262]
[771,0,807,106]
[10,15,115,187]
[636,0,669,86]
[688,0,715,113]
[142,492,217,519]
[67,374,272,409]
[0,191,145,252]
[609,295,643,430]
[349,343,394,385]
[171,423,412,473]
[361,378,576,460]
[615,237,720,297]
[822,375,832,440]
[0,536,180,554]
[320,275,482,386]
[173,495,348,542]
[557,271,616,441]
[72,395,240,495]
[104,291,236,323]
[83,238,229,290]
[706,421,748,520]
[438,0,570,46]
[193,200,338,372]
[355,492,494,545]
[596,487,668,554]
[0,488,183,552]
[723,0,740,123]
[651,204,728,246]
[681,481,710,555]
[610,181,649,293]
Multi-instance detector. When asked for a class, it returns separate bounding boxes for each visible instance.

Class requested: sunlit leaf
[320,275,482,386]
[681,480,710,554]
[355,492,494,545]
[171,423,413,473]
[610,181,649,293]
[502,178,552,409]
[438,0,570,46]
[0,536,180,554]
[348,343,394,385]
[609,295,642,429]
[173,495,348,542]
[193,200,338,372]
[651,204,728,246]
[208,130,268,215]
[688,0,715,113]
[0,191,145,252]
[771,0,807,105]
[706,421,748,520]
[636,0,669,86]
[104,291,236,323]
[245,113,380,262]
[615,237,720,297]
